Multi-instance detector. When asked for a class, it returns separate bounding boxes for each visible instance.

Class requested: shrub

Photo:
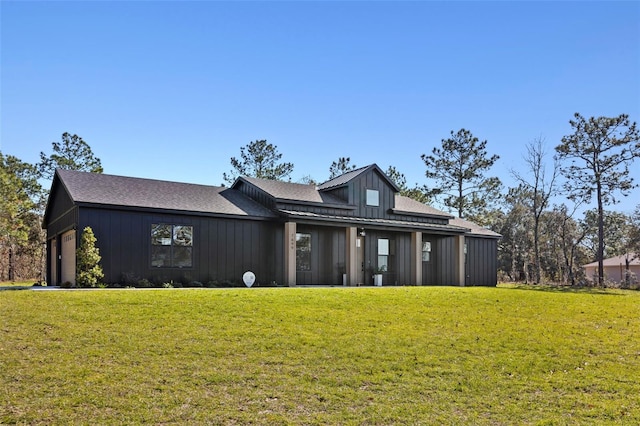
[120,272,140,287]
[76,227,104,288]
[189,281,203,288]
[137,279,153,288]
[205,280,218,288]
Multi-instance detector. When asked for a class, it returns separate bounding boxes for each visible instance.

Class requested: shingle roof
[582,254,640,268]
[239,177,347,206]
[393,195,454,219]
[53,170,501,238]
[449,216,502,238]
[55,169,276,218]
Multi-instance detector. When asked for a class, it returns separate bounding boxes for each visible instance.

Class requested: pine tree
[556,113,640,285]
[223,139,294,185]
[421,128,501,222]
[38,132,103,180]
[329,157,357,179]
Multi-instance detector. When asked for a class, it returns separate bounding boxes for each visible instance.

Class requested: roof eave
[279,210,470,234]
[390,208,454,220]
[275,199,356,210]
[74,201,277,220]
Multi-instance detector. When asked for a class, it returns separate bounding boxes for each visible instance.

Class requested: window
[296,233,311,271]
[422,241,431,262]
[366,189,379,206]
[151,224,193,268]
[377,238,389,272]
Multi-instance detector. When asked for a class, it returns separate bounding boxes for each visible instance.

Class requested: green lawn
[1,286,639,425]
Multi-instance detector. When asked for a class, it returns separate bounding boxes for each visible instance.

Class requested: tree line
[0,133,102,282]
[2,113,639,286]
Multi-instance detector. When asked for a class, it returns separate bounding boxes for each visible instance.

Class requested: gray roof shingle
[55,169,276,218]
[239,177,347,206]
[393,195,454,219]
[53,170,501,238]
[449,216,501,238]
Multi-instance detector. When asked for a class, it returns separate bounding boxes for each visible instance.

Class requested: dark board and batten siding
[324,186,349,203]
[465,237,498,286]
[79,207,283,286]
[237,181,277,210]
[422,235,498,287]
[421,235,437,285]
[388,213,450,226]
[46,186,78,238]
[422,234,456,285]
[45,169,499,288]
[350,169,396,219]
[359,230,412,286]
[277,202,355,218]
[295,226,346,285]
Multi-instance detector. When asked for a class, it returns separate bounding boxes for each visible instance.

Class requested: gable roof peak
[317,164,400,192]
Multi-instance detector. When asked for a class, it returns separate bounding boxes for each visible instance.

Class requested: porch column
[284,222,297,286]
[345,227,358,286]
[411,231,422,286]
[454,234,466,286]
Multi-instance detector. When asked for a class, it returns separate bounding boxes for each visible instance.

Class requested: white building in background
[583,254,640,286]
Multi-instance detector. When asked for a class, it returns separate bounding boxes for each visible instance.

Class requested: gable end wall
[349,169,396,218]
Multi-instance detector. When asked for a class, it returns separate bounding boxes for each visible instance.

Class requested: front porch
[282,222,466,287]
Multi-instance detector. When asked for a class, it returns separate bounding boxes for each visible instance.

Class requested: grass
[1,286,639,425]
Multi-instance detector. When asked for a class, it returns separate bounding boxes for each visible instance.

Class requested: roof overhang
[75,202,277,221]
[276,200,356,211]
[390,208,454,221]
[279,210,469,234]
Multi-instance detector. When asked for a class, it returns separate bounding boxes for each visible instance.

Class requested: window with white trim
[366,189,379,206]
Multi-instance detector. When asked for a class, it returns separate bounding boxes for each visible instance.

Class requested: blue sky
[2,1,639,214]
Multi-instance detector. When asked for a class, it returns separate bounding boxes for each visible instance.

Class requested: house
[43,164,501,287]
[582,254,640,285]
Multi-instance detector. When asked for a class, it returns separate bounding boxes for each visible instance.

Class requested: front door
[356,236,365,285]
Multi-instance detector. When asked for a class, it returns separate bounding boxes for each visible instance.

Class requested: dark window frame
[377,238,389,272]
[151,223,193,268]
[422,241,431,262]
[296,232,312,271]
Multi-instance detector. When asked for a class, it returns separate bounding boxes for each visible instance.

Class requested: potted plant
[373,266,385,286]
